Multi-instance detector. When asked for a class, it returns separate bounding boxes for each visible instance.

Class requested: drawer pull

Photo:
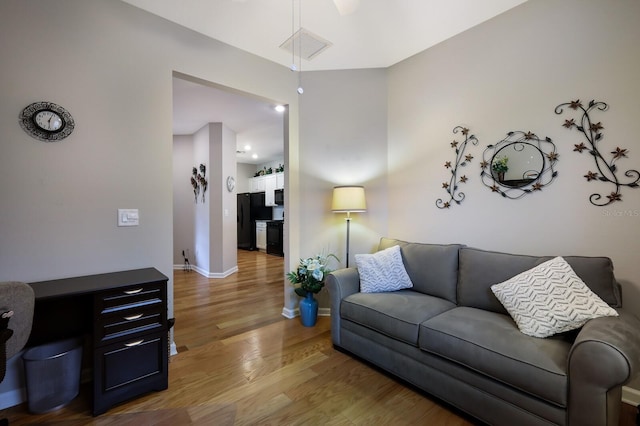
[124,288,143,295]
[123,314,143,321]
[124,339,144,347]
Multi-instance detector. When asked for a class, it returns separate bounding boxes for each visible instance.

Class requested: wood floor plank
[2,250,475,425]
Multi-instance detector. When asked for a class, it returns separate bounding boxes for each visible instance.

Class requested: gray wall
[209,122,238,276]
[387,0,640,315]
[2,0,639,403]
[298,69,389,262]
[0,0,300,405]
[193,124,211,273]
[173,135,195,267]
[297,69,389,309]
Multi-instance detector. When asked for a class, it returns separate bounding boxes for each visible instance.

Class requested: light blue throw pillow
[356,245,413,293]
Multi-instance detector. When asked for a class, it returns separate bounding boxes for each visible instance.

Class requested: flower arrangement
[492,155,509,174]
[287,253,339,297]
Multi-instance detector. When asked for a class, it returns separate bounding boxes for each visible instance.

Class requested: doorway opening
[171,72,287,278]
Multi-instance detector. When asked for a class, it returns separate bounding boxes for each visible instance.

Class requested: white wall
[387,0,640,317]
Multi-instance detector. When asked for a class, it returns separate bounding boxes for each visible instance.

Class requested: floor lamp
[331,186,367,267]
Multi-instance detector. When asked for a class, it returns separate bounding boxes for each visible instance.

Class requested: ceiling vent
[280,28,332,61]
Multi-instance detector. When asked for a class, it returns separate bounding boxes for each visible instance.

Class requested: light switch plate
[118,209,139,227]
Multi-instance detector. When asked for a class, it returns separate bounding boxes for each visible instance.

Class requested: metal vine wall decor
[436,126,478,209]
[555,99,639,206]
[190,164,208,203]
[480,131,558,199]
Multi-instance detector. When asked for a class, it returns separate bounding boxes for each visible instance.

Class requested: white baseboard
[281,307,331,319]
[173,264,238,278]
[281,307,296,319]
[170,341,178,356]
[623,385,640,406]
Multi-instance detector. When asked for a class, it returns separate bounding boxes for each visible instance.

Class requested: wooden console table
[28,268,170,416]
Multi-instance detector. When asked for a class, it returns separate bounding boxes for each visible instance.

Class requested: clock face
[20,101,75,142]
[226,176,235,192]
[34,110,64,132]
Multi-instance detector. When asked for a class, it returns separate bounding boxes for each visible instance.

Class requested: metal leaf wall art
[190,164,208,203]
[555,99,639,206]
[436,126,478,209]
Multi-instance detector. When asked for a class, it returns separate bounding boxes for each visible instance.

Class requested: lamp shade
[331,186,367,212]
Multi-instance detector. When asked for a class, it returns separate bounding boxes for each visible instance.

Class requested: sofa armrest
[325,268,360,346]
[567,308,640,426]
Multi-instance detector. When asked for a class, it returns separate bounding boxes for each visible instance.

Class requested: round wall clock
[19,101,75,142]
[226,176,235,192]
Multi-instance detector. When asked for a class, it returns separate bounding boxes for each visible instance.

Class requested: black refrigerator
[237,192,272,250]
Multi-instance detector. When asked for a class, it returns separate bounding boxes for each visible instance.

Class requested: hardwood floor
[2,250,475,425]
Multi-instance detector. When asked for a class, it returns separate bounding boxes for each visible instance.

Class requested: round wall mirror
[481,131,558,199]
[491,142,544,188]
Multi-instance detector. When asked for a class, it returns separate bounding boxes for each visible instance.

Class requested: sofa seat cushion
[419,307,572,406]
[341,290,455,346]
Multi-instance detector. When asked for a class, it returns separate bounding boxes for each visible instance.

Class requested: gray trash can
[22,337,83,413]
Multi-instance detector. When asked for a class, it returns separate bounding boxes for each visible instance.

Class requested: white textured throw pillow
[491,256,618,338]
[356,245,413,293]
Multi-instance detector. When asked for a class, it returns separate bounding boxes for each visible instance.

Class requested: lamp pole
[345,211,351,268]
[331,185,366,269]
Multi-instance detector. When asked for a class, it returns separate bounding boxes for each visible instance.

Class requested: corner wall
[297,69,389,309]
[387,0,640,357]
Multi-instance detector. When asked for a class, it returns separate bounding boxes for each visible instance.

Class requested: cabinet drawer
[96,282,164,315]
[101,336,163,392]
[96,306,164,345]
[93,330,168,415]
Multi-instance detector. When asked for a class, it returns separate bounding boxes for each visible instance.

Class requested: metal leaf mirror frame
[480,131,558,199]
[555,99,639,206]
[436,126,478,209]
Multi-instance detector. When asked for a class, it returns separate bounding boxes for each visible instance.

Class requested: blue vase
[299,292,318,327]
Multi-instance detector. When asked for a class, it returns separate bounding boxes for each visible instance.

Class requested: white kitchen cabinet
[250,176,265,193]
[255,221,267,251]
[249,172,284,193]
[264,175,277,206]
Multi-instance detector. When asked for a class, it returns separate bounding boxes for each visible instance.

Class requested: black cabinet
[92,278,168,415]
[29,268,170,416]
[266,220,284,257]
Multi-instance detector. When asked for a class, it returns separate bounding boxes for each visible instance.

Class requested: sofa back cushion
[378,238,463,303]
[458,247,621,314]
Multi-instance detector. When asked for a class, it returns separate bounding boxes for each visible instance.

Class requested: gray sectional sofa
[326,238,640,426]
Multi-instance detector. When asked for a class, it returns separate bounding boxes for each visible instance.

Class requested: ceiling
[172,77,285,165]
[124,0,528,165]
